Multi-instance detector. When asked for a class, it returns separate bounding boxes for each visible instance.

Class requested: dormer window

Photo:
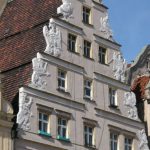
[83,6,91,24]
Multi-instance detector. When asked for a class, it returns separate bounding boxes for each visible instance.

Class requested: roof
[0,0,61,102]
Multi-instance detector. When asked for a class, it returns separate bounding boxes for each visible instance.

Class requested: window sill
[109,105,119,109]
[99,62,109,67]
[38,130,51,137]
[57,135,70,142]
[83,96,95,103]
[85,144,96,149]
[57,87,71,95]
[82,21,94,28]
[83,55,94,61]
[68,50,80,55]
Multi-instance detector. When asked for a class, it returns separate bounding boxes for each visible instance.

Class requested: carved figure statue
[124,92,138,120]
[17,92,33,131]
[113,53,127,82]
[31,58,50,89]
[137,129,149,150]
[100,13,113,40]
[57,0,73,19]
[43,19,62,57]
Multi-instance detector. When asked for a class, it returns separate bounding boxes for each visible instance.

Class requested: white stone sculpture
[137,129,149,150]
[57,0,73,19]
[31,57,50,89]
[124,92,138,120]
[17,92,33,131]
[43,18,62,57]
[113,53,127,82]
[100,13,113,40]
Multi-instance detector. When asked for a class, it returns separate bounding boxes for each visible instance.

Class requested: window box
[38,130,51,137]
[57,135,70,142]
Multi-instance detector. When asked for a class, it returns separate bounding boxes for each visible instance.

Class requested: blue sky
[104,0,150,63]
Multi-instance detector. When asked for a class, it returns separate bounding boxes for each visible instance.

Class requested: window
[125,137,132,150]
[84,40,91,58]
[58,117,69,139]
[38,112,51,136]
[109,87,117,107]
[84,79,92,99]
[110,132,118,150]
[84,125,94,147]
[83,6,91,24]
[99,47,107,64]
[58,69,66,91]
[68,34,77,52]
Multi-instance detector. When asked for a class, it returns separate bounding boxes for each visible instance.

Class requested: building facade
[15,0,146,150]
[0,0,148,150]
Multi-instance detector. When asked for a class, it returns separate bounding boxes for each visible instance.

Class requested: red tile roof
[0,0,61,102]
[131,76,150,101]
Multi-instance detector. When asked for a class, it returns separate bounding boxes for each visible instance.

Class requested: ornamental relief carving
[57,0,73,19]
[113,52,127,82]
[137,129,149,150]
[43,19,62,57]
[100,13,113,40]
[17,91,33,131]
[124,92,138,120]
[31,57,50,89]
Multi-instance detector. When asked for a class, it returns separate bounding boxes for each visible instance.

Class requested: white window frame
[58,117,68,138]
[83,6,91,24]
[124,137,133,150]
[39,112,50,133]
[99,46,107,64]
[84,125,95,147]
[110,132,118,150]
[84,79,92,99]
[58,69,67,91]
[68,33,77,52]
[109,87,117,107]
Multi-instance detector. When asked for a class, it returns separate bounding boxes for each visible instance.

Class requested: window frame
[68,33,77,53]
[38,111,50,135]
[84,78,93,100]
[82,6,91,24]
[109,87,117,107]
[83,40,92,58]
[58,69,67,91]
[99,46,107,64]
[110,132,118,150]
[124,137,133,150]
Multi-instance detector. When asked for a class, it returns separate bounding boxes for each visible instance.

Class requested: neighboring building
[0,0,147,150]
[127,45,150,146]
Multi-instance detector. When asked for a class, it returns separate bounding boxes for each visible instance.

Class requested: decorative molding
[43,18,62,57]
[95,108,144,129]
[94,72,130,91]
[57,0,73,19]
[31,57,50,89]
[17,90,33,131]
[113,52,127,82]
[124,92,138,120]
[137,129,149,150]
[100,13,113,41]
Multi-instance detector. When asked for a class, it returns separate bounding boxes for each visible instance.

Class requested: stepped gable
[0,0,61,102]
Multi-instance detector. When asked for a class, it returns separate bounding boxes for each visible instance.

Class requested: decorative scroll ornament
[17,92,33,131]
[124,92,138,120]
[43,18,62,57]
[137,129,149,150]
[113,53,127,82]
[57,0,73,19]
[31,57,50,89]
[100,13,113,40]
